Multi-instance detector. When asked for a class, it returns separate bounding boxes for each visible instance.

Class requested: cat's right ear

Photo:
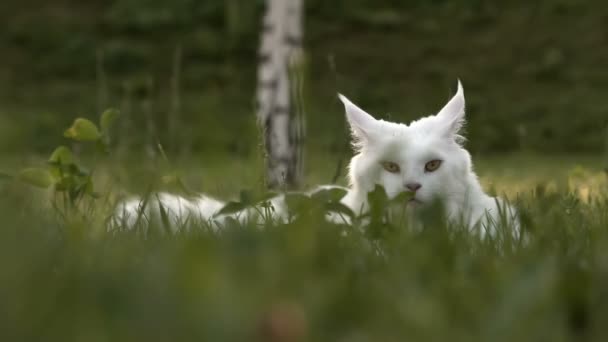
[338,94,379,144]
[435,80,466,141]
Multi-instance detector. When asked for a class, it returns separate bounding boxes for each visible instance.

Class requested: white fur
[113,185,348,232]
[114,81,519,237]
[338,80,519,236]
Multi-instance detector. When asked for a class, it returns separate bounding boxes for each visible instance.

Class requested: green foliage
[64,118,102,142]
[48,145,76,165]
[100,108,120,133]
[283,187,353,221]
[18,167,54,188]
[215,189,278,217]
[15,109,120,216]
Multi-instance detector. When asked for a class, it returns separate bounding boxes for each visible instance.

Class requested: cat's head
[339,81,473,206]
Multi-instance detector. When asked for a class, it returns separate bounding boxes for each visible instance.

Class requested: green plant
[16,109,120,215]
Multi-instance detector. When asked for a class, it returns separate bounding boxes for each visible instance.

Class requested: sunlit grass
[475,153,607,201]
[117,152,606,201]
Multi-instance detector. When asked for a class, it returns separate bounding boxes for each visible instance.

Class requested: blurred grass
[0,153,607,341]
[104,152,607,199]
[6,150,604,199]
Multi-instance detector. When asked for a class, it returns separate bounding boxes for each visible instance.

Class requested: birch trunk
[257,0,304,189]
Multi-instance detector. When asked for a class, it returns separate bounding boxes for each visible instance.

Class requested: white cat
[337,81,519,236]
[115,81,519,237]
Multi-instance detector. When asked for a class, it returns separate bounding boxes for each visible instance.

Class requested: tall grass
[0,169,607,341]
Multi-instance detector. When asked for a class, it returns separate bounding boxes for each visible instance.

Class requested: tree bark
[257,0,304,190]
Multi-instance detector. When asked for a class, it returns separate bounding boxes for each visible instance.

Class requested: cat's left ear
[436,80,466,140]
[338,93,380,144]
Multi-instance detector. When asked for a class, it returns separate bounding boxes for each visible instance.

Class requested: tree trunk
[257,0,305,190]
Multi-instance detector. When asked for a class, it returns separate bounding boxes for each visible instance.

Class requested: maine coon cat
[116,81,519,236]
[337,81,518,235]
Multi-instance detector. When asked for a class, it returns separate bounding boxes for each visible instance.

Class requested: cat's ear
[436,80,466,140]
[338,93,379,144]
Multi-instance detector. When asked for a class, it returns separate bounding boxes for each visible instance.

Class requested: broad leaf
[324,202,355,221]
[18,168,55,188]
[367,185,389,222]
[284,193,314,213]
[311,187,348,203]
[215,201,247,217]
[84,177,96,196]
[239,189,254,205]
[64,118,102,141]
[48,146,75,165]
[237,190,278,206]
[100,108,120,132]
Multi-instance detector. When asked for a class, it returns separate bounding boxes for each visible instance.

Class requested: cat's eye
[424,160,442,172]
[382,161,400,173]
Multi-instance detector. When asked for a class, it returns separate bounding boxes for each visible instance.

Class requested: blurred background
[1,0,607,191]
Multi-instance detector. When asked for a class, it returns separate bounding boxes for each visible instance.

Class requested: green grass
[0,153,607,341]
[102,151,607,198]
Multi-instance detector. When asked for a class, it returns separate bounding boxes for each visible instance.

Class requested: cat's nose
[405,182,422,192]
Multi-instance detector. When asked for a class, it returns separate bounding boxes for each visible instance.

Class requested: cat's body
[115,185,349,230]
[115,81,519,236]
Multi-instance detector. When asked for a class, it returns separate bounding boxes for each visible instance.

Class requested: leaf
[367,185,389,207]
[324,202,355,220]
[237,190,278,206]
[390,191,416,204]
[215,201,247,217]
[18,168,55,188]
[48,146,75,165]
[367,185,389,222]
[96,140,109,155]
[64,118,102,141]
[239,189,254,205]
[311,187,348,203]
[53,177,71,191]
[84,178,96,196]
[285,193,315,214]
[100,108,120,132]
